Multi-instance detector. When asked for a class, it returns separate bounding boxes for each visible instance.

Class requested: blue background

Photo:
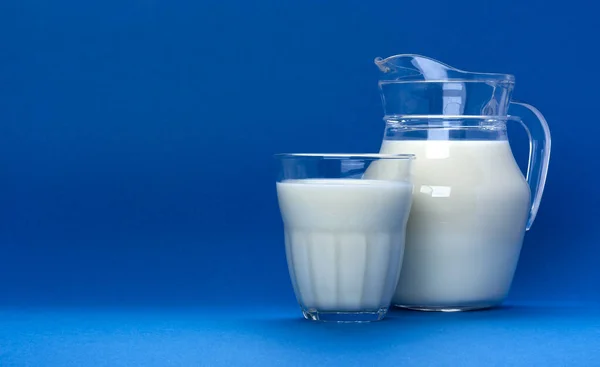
[1,0,599,365]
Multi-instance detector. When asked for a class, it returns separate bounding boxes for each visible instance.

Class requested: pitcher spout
[375,54,515,117]
[374,54,515,83]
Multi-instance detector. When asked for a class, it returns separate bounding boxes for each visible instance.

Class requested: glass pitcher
[372,54,551,311]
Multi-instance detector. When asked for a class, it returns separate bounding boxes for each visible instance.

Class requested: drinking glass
[275,153,414,322]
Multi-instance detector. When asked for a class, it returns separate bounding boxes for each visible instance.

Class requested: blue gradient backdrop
[0,0,599,365]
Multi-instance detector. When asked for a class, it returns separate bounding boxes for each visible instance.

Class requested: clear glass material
[375,54,551,229]
[373,55,551,311]
[375,54,514,116]
[275,154,414,322]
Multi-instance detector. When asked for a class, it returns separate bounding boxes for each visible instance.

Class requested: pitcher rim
[375,54,515,83]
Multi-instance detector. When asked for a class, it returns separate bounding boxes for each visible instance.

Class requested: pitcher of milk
[373,54,551,311]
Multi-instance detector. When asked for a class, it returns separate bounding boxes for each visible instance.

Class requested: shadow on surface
[238,303,598,352]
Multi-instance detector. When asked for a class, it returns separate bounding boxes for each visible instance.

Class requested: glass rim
[274,153,416,160]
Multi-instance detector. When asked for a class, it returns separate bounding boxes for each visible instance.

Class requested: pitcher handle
[508,101,552,231]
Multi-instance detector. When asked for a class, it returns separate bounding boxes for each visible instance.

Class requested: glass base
[394,303,496,312]
[301,307,388,323]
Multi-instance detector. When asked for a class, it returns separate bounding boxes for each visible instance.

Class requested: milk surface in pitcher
[378,139,530,309]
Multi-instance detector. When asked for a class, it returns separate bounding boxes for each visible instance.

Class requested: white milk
[378,140,531,309]
[276,179,413,312]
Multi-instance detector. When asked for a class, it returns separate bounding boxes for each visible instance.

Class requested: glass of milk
[275,153,414,322]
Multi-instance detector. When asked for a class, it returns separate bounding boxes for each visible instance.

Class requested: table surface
[1,303,599,366]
